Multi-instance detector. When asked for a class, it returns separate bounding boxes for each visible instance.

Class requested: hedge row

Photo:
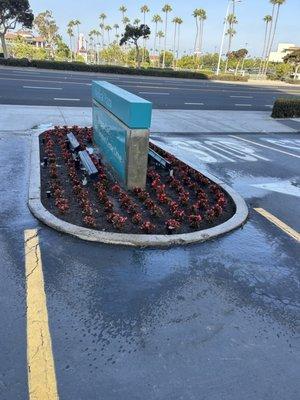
[0,58,248,82]
[284,78,300,85]
[271,98,300,118]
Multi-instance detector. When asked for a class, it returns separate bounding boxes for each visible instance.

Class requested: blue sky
[29,0,300,56]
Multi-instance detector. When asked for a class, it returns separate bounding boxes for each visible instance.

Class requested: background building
[4,30,46,48]
[269,43,298,63]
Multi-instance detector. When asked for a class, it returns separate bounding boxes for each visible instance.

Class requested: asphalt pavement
[0,67,299,400]
[0,66,299,110]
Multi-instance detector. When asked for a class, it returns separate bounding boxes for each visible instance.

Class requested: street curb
[28,130,248,247]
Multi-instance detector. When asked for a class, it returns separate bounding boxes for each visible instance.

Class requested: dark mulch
[39,126,235,235]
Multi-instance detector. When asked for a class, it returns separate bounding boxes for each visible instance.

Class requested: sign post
[92,81,152,189]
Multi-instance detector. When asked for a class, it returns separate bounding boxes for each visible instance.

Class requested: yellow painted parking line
[254,208,300,242]
[25,229,59,400]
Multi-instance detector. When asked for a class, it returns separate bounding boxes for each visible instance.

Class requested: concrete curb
[28,130,248,247]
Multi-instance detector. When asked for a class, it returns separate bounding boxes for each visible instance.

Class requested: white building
[269,43,298,63]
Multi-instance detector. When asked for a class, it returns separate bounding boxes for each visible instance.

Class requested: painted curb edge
[28,130,249,247]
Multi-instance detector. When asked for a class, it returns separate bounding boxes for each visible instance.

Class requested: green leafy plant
[271,98,300,118]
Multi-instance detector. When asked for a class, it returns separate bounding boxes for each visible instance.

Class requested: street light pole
[216,0,241,76]
[216,1,231,76]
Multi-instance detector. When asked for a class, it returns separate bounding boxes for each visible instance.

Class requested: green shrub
[271,98,300,118]
[0,58,248,82]
[211,74,248,82]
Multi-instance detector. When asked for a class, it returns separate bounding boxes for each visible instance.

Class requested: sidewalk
[0,104,299,133]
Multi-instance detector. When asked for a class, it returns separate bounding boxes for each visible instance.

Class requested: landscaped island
[39,126,235,235]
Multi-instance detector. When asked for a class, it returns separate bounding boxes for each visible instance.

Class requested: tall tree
[120,24,150,68]
[105,25,112,45]
[140,5,150,63]
[258,15,272,75]
[0,0,34,58]
[94,30,101,62]
[113,24,120,40]
[72,19,81,53]
[119,5,127,26]
[99,14,106,47]
[172,17,181,67]
[152,14,162,57]
[67,22,74,61]
[224,13,238,72]
[228,48,248,75]
[88,30,96,62]
[157,30,164,61]
[193,9,207,60]
[198,10,207,59]
[162,4,172,68]
[133,19,141,26]
[283,49,300,79]
[122,17,130,28]
[176,17,183,67]
[34,10,59,58]
[263,0,287,75]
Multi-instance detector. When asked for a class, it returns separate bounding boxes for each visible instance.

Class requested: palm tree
[122,16,130,26]
[193,9,200,57]
[73,20,81,53]
[99,23,105,46]
[152,14,162,57]
[99,14,107,46]
[176,18,183,66]
[140,5,150,63]
[105,25,112,45]
[172,17,181,67]
[88,30,96,63]
[67,21,75,61]
[113,23,120,39]
[94,30,101,62]
[224,13,238,72]
[119,5,127,26]
[157,30,165,66]
[162,4,172,68]
[258,15,272,75]
[193,9,207,59]
[263,0,287,75]
[199,10,207,58]
[133,19,140,26]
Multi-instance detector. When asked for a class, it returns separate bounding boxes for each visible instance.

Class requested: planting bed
[40,126,235,235]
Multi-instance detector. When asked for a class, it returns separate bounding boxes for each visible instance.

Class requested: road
[0,67,299,400]
[0,66,299,109]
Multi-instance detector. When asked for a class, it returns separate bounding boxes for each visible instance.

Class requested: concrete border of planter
[28,129,248,247]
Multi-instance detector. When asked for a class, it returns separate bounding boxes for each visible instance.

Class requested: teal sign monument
[92,81,152,189]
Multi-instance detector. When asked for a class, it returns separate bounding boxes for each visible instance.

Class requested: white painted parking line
[265,105,273,107]
[195,142,235,162]
[235,104,252,107]
[185,102,204,105]
[152,136,272,164]
[230,135,300,159]
[23,86,62,90]
[54,97,80,101]
[134,85,175,89]
[252,180,300,198]
[139,92,170,95]
[262,138,300,151]
[230,95,253,98]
